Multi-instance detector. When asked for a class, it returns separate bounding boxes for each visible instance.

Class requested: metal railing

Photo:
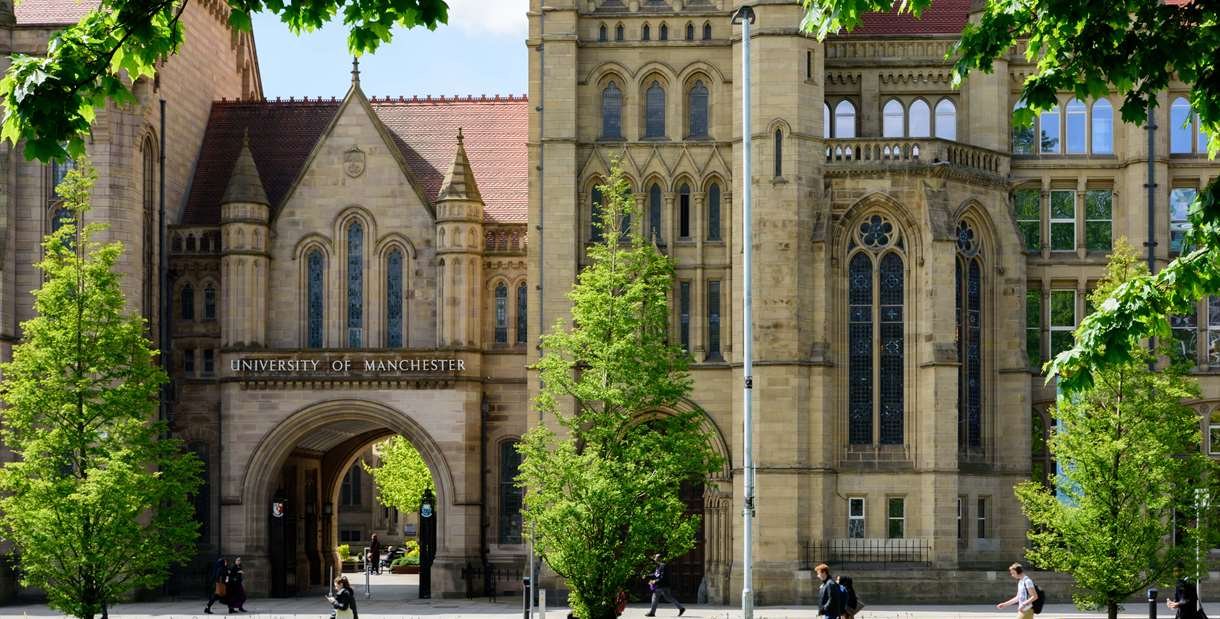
[804,538,932,568]
[461,561,524,600]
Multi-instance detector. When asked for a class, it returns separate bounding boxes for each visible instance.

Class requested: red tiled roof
[181,94,528,226]
[15,0,99,25]
[839,0,971,36]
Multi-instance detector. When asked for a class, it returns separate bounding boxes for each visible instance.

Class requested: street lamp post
[731,6,756,619]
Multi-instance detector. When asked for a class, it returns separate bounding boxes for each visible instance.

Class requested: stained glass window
[707,280,721,360]
[688,80,709,139]
[591,186,605,243]
[387,249,404,348]
[181,284,195,320]
[848,214,905,447]
[955,221,983,451]
[602,82,623,139]
[678,184,691,239]
[878,252,904,445]
[499,441,523,544]
[848,252,874,445]
[516,283,528,345]
[707,183,721,241]
[347,222,364,347]
[204,285,216,320]
[495,283,508,344]
[646,81,666,138]
[648,183,663,243]
[307,250,324,348]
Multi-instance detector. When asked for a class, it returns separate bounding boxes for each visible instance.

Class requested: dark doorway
[628,481,706,602]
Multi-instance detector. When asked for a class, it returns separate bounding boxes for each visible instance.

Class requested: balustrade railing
[825,138,1009,177]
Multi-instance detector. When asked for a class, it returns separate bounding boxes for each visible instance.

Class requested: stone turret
[434,128,484,348]
[220,133,270,347]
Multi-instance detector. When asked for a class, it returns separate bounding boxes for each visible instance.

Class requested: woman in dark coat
[204,557,227,614]
[328,576,359,619]
[225,557,248,613]
[1168,577,1205,619]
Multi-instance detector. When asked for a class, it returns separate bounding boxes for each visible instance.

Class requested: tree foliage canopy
[0,162,202,619]
[800,0,1220,394]
[518,163,722,619]
[362,435,433,514]
[0,0,448,161]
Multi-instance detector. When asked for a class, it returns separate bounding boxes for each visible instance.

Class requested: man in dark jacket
[644,554,685,617]
[1168,576,1205,619]
[369,534,381,575]
[816,563,842,619]
[204,556,227,614]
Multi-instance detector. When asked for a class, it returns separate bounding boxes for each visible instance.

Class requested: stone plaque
[344,146,366,178]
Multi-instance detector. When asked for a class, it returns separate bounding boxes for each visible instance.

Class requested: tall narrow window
[1040,104,1061,154]
[707,280,721,360]
[307,249,324,348]
[887,497,905,539]
[935,99,956,140]
[516,283,528,345]
[908,99,930,137]
[659,23,668,40]
[648,183,663,243]
[203,349,215,375]
[1049,190,1076,251]
[1084,190,1113,251]
[707,183,721,242]
[203,285,216,320]
[614,23,623,41]
[49,158,74,201]
[848,215,905,446]
[1065,98,1087,154]
[591,186,605,243]
[642,23,651,41]
[495,283,508,344]
[142,140,156,323]
[1014,189,1041,252]
[1026,290,1043,368]
[1013,101,1034,154]
[824,103,831,138]
[602,82,623,139]
[1049,289,1076,358]
[679,281,691,352]
[678,184,691,239]
[955,221,983,452]
[976,497,988,539]
[1209,296,1220,365]
[1171,308,1198,363]
[183,348,195,374]
[882,99,904,137]
[1170,187,1197,255]
[1092,99,1113,154]
[688,80,709,138]
[774,129,783,177]
[645,81,666,138]
[347,222,364,347]
[848,497,865,538]
[703,22,712,40]
[499,441,524,544]
[599,24,607,42]
[685,22,694,40]
[1171,97,1193,154]
[834,100,857,138]
[341,466,362,506]
[180,284,195,320]
[387,249,404,347]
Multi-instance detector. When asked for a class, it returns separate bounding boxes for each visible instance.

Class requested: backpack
[823,580,845,615]
[1025,577,1046,615]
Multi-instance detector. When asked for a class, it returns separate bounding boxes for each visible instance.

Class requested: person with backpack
[1168,575,1206,619]
[996,562,1040,618]
[836,575,863,617]
[816,563,844,619]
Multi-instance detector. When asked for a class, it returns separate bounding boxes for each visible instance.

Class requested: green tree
[0,0,448,161]
[1011,241,1219,619]
[362,435,433,513]
[0,162,203,619]
[518,163,721,619]
[798,0,1220,394]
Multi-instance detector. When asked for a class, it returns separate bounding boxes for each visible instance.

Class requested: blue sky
[252,0,529,98]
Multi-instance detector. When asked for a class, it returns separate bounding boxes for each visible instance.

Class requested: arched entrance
[239,400,457,597]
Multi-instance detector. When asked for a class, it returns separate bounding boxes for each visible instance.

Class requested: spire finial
[351,56,360,86]
[457,127,464,143]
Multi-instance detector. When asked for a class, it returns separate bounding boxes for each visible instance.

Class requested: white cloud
[444,0,529,38]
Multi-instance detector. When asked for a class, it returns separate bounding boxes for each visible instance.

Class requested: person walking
[204,556,227,614]
[996,562,1039,619]
[226,556,248,613]
[837,575,863,618]
[327,576,359,619]
[644,554,685,617]
[369,533,382,575]
[1168,575,1205,619]
[816,564,844,619]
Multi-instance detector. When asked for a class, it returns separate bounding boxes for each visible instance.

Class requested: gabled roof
[181,94,528,226]
[837,0,971,36]
[15,0,99,25]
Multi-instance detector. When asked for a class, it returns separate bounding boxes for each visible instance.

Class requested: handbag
[214,582,227,597]
[335,609,354,619]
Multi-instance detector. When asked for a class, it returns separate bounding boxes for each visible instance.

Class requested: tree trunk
[1108,600,1118,619]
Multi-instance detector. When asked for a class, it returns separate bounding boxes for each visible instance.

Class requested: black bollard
[522,577,531,619]
[1149,587,1158,619]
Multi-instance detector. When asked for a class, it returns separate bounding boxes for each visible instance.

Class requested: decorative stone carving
[344,145,366,178]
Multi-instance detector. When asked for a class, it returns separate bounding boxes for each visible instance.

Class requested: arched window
[847,214,905,446]
[707,182,721,242]
[1040,103,1060,153]
[1065,98,1086,154]
[142,138,156,323]
[824,102,831,137]
[688,80,709,138]
[599,24,607,42]
[955,221,983,453]
[1171,97,1193,154]
[499,441,524,543]
[645,81,666,138]
[49,157,74,201]
[1013,100,1034,154]
[774,129,783,177]
[834,100,857,138]
[908,99,930,137]
[494,283,508,344]
[882,99,904,138]
[648,183,663,243]
[203,284,216,320]
[935,99,956,140]
[180,284,195,320]
[614,23,624,41]
[386,249,404,347]
[659,23,668,41]
[685,22,694,40]
[702,22,712,40]
[591,185,605,243]
[642,23,651,41]
[678,183,691,239]
[307,249,324,348]
[602,82,623,139]
[516,283,528,345]
[346,221,364,347]
[1091,99,1113,154]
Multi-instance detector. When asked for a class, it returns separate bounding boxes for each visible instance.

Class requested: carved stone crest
[344,146,366,178]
